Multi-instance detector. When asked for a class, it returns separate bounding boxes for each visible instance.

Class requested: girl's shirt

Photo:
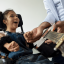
[1,31,33,60]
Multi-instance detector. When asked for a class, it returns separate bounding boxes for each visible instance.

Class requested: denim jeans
[16,54,54,64]
[52,53,64,64]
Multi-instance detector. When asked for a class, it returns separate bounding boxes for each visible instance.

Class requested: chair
[17,14,24,33]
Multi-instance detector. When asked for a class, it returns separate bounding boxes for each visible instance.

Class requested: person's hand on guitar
[53,21,64,33]
[45,21,64,44]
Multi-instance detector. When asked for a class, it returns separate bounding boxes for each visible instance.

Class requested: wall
[0,0,47,32]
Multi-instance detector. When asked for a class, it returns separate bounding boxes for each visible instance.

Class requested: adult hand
[4,41,20,52]
[53,21,64,33]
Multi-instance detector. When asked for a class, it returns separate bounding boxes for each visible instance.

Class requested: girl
[0,10,53,64]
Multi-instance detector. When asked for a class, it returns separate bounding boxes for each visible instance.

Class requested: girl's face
[3,11,19,30]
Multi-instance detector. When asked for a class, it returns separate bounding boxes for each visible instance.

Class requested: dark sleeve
[0,36,13,54]
[27,43,34,49]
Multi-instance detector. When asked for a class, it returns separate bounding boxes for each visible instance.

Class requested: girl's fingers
[9,48,14,52]
[11,41,15,47]
[7,44,14,52]
[14,45,19,52]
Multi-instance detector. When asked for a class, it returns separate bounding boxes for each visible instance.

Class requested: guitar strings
[44,31,64,43]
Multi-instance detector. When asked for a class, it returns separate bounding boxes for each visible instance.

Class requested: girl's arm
[4,41,20,52]
[0,35,12,54]
[0,33,19,54]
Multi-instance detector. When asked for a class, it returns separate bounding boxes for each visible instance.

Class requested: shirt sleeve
[43,0,56,25]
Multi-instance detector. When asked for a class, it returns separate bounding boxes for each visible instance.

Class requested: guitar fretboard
[44,31,64,43]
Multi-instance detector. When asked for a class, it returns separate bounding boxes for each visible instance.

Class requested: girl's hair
[0,9,14,30]
[3,9,14,20]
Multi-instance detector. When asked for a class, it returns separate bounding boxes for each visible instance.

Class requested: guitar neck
[42,30,64,52]
[44,31,64,43]
[35,28,64,49]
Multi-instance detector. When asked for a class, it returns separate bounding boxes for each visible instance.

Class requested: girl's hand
[24,27,43,43]
[4,41,20,52]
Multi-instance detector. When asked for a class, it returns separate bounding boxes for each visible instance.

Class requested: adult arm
[24,0,56,43]
[43,0,56,25]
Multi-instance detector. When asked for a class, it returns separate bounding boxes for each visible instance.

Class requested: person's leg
[37,42,63,64]
[16,54,54,64]
[37,43,59,57]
